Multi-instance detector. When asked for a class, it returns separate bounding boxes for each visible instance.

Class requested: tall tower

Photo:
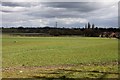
[55,22,57,28]
[92,24,95,29]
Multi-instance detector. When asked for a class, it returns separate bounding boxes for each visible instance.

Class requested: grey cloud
[2,2,22,7]
[26,2,115,19]
[26,10,84,18]
[1,9,27,13]
[2,2,39,7]
[26,2,92,19]
[1,10,12,13]
[43,2,108,12]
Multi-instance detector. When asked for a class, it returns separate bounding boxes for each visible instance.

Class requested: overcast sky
[1,1,118,28]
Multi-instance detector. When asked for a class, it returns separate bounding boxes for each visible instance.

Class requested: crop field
[2,35,119,78]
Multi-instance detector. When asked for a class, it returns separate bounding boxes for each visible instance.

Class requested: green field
[2,35,119,78]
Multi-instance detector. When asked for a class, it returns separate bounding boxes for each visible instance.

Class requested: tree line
[1,22,120,38]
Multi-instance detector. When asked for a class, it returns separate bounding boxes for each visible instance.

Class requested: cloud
[2,2,40,7]
[1,6,28,12]
[55,18,88,24]
[2,0,119,2]
[43,2,105,12]
[1,2,118,28]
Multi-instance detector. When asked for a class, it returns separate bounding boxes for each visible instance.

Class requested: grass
[2,35,119,78]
